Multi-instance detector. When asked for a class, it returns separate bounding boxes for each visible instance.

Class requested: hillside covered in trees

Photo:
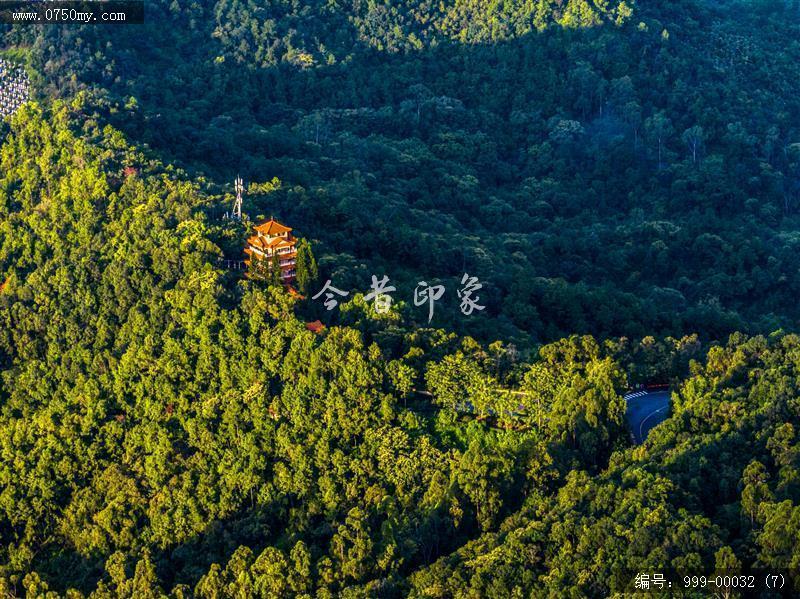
[2,0,800,596]
[5,0,800,343]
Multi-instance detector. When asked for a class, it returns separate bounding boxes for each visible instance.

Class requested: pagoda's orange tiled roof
[247,236,265,249]
[247,236,296,251]
[254,218,292,235]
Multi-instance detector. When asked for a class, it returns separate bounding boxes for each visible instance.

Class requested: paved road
[625,390,670,444]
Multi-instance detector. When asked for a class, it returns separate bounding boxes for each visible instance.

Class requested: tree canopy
[2,0,800,595]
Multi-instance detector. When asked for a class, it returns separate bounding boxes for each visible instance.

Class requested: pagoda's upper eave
[253,218,292,235]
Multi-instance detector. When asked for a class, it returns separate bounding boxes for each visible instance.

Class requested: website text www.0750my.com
[13,8,124,23]
[0,1,144,24]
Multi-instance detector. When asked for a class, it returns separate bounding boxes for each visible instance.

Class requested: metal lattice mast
[233,175,244,220]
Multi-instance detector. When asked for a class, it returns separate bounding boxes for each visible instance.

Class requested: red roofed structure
[253,218,292,236]
[305,320,325,334]
[244,217,298,283]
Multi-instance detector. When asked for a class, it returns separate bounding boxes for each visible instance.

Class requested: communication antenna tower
[233,175,244,220]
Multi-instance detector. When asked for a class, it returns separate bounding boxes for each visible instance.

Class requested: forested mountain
[2,0,800,596]
[6,0,800,343]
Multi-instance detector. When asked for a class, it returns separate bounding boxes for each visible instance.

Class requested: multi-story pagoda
[244,217,298,283]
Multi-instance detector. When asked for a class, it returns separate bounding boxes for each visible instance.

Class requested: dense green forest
[2,0,800,596]
[5,0,800,343]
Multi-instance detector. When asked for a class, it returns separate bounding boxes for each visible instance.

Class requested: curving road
[625,390,670,444]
